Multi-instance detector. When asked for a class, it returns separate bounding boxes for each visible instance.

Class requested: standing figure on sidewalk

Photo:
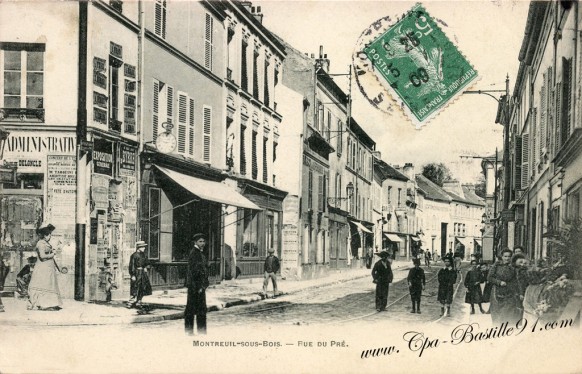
[371,250,393,312]
[437,257,457,317]
[263,248,280,298]
[464,260,485,314]
[407,259,426,314]
[0,255,10,312]
[488,248,519,325]
[127,241,152,309]
[425,250,431,268]
[16,256,37,298]
[28,223,62,311]
[185,233,209,335]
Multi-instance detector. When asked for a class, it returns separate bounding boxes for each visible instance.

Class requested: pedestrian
[28,223,62,311]
[185,233,209,335]
[453,247,463,273]
[263,248,280,298]
[488,248,520,325]
[513,246,524,256]
[464,260,485,314]
[0,255,10,312]
[443,249,455,270]
[425,250,432,268]
[127,241,152,309]
[16,256,37,298]
[371,250,393,312]
[437,257,457,317]
[99,259,115,303]
[512,253,528,320]
[407,258,426,314]
[480,262,492,313]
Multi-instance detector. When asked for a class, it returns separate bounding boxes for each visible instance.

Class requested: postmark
[353,3,479,128]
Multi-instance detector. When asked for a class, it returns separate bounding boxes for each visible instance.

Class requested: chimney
[442,180,463,196]
[241,2,264,23]
[315,45,330,73]
[402,163,414,180]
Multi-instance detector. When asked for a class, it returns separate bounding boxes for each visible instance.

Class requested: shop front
[0,130,77,298]
[328,206,349,269]
[139,160,260,289]
[383,232,402,259]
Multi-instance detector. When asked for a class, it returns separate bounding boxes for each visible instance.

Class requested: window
[1,43,44,111]
[336,120,343,156]
[262,136,268,183]
[264,59,270,107]
[272,141,278,162]
[154,0,167,39]
[240,124,247,175]
[252,130,258,179]
[252,49,259,100]
[203,106,211,162]
[325,111,331,142]
[560,57,573,147]
[308,170,313,210]
[241,40,248,91]
[397,188,402,207]
[318,175,324,212]
[567,188,580,219]
[335,173,342,203]
[387,186,392,204]
[188,98,194,156]
[177,92,189,154]
[152,79,173,143]
[204,13,213,70]
[242,210,259,257]
[146,188,161,259]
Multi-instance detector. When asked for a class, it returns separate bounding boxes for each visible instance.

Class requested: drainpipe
[75,1,88,301]
[136,0,145,241]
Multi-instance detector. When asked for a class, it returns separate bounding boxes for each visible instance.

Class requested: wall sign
[93,137,114,176]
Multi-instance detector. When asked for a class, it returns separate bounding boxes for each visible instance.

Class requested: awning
[155,166,261,210]
[384,233,402,242]
[350,220,373,233]
[474,238,483,246]
[410,235,421,242]
[455,236,473,248]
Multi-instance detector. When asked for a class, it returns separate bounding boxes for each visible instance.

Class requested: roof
[375,159,409,182]
[461,186,486,207]
[348,117,375,150]
[317,68,349,106]
[414,175,451,203]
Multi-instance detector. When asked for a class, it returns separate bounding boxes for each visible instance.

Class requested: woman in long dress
[487,248,519,324]
[28,224,62,311]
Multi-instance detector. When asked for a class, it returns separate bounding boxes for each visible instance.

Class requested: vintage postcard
[0,0,581,373]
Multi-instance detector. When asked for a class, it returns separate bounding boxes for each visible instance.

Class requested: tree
[474,175,486,198]
[421,163,453,187]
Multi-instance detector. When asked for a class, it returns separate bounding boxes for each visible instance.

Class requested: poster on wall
[92,137,114,176]
[45,155,77,231]
[119,144,137,177]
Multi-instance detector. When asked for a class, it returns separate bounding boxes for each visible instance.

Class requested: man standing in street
[372,250,393,312]
[263,248,280,298]
[127,241,152,309]
[185,233,209,335]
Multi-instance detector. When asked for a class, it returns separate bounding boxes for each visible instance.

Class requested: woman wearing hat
[371,250,394,312]
[28,223,62,311]
[127,241,152,309]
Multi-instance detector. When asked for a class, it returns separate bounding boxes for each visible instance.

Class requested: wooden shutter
[515,135,522,191]
[251,130,258,179]
[262,136,268,183]
[154,1,162,37]
[540,76,546,156]
[153,80,159,141]
[203,106,212,162]
[521,133,529,188]
[166,85,174,133]
[204,13,213,70]
[532,108,537,174]
[188,98,195,156]
[240,125,247,175]
[308,170,313,209]
[555,82,562,152]
[177,92,187,154]
[318,175,324,212]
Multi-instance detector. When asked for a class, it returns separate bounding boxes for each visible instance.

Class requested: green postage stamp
[355,3,478,127]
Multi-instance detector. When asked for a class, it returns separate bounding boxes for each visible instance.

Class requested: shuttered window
[154,0,167,39]
[521,133,529,188]
[318,175,324,212]
[326,110,331,142]
[251,130,258,179]
[252,49,259,100]
[204,13,213,70]
[240,124,247,175]
[561,57,573,146]
[555,82,562,152]
[337,120,343,156]
[531,108,537,175]
[203,106,211,162]
[262,136,268,183]
[188,98,194,156]
[241,41,248,91]
[264,59,270,107]
[308,170,313,210]
[177,92,188,154]
[515,135,522,190]
[153,80,160,141]
[540,75,546,157]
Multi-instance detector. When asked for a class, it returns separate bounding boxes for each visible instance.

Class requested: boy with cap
[263,248,280,298]
[407,259,426,314]
[127,241,152,309]
[185,233,209,335]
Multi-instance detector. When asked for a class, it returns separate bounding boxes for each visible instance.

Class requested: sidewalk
[0,260,412,326]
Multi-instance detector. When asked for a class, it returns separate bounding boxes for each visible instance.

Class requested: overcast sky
[261,0,530,182]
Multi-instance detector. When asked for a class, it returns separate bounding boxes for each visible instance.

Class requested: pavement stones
[0,261,412,327]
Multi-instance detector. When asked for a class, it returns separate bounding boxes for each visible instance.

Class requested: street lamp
[327,181,354,205]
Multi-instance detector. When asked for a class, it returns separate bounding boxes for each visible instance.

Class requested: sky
[260,0,530,182]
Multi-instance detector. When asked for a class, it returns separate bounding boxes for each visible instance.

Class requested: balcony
[0,108,45,123]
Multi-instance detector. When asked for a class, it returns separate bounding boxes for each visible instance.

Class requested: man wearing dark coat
[372,251,393,312]
[443,249,455,269]
[185,233,209,335]
[464,260,485,314]
[127,241,152,309]
[437,257,457,317]
[407,259,426,314]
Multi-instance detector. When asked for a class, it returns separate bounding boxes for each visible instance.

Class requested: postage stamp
[354,3,479,127]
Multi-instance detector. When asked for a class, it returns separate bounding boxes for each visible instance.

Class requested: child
[407,259,426,314]
[464,260,485,314]
[437,258,457,317]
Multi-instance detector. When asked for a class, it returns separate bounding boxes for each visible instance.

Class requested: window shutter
[188,98,195,156]
[326,111,331,142]
[177,92,187,154]
[532,108,537,174]
[318,175,324,212]
[308,170,313,209]
[566,58,573,135]
[337,120,343,155]
[154,1,162,36]
[153,80,159,141]
[252,130,258,179]
[240,125,247,175]
[540,78,546,155]
[241,41,248,91]
[515,135,522,191]
[166,85,174,133]
[204,13,213,70]
[556,82,562,152]
[203,106,212,162]
[521,133,529,188]
[262,136,268,183]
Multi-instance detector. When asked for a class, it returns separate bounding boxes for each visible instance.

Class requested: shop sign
[282,196,299,225]
[119,144,137,175]
[93,138,114,176]
[3,131,76,172]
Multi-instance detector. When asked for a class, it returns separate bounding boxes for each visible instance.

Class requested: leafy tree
[474,175,486,198]
[421,163,453,187]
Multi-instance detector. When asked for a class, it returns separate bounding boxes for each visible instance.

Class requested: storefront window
[242,209,259,257]
[146,187,160,259]
[2,173,43,189]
